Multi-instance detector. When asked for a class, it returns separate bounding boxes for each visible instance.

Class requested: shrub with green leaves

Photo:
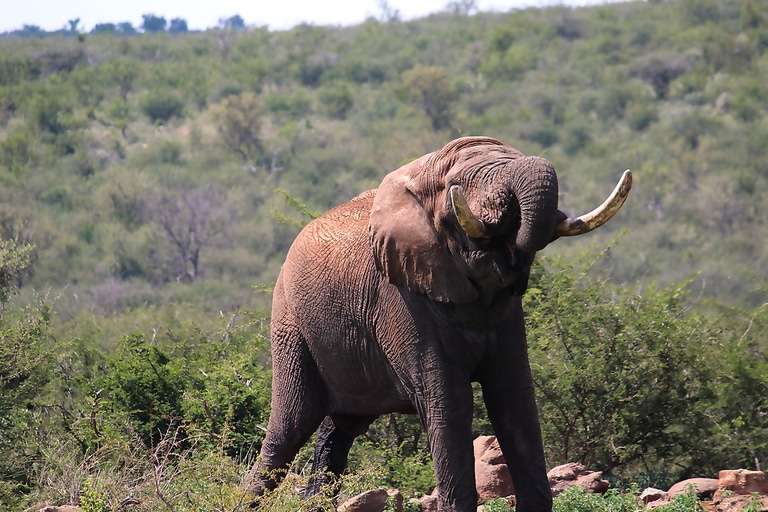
[552,485,643,512]
[94,320,271,458]
[0,239,49,510]
[526,248,768,484]
[141,91,185,123]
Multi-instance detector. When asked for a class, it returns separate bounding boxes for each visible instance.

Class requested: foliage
[140,90,185,123]
[209,91,264,164]
[527,248,768,483]
[94,316,271,457]
[552,485,643,512]
[484,497,515,512]
[0,238,34,304]
[0,0,767,505]
[401,65,457,130]
[0,241,50,509]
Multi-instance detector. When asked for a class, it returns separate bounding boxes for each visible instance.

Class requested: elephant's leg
[304,413,377,498]
[418,376,478,512]
[481,327,552,510]
[482,379,551,511]
[248,329,328,500]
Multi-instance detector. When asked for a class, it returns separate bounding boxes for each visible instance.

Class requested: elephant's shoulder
[298,190,377,247]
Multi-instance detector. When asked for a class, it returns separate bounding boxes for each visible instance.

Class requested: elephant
[248,136,632,511]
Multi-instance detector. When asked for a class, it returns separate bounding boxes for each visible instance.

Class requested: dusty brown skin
[249,136,632,512]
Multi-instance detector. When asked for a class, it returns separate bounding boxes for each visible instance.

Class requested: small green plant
[743,492,765,512]
[78,477,109,512]
[650,489,703,512]
[484,497,513,512]
[403,499,422,512]
[552,485,642,512]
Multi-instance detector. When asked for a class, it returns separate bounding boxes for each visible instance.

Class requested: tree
[219,15,246,31]
[445,0,478,15]
[0,298,50,508]
[0,238,34,307]
[209,92,264,164]
[115,22,137,35]
[168,18,188,34]
[141,91,184,124]
[401,65,457,130]
[377,0,401,22]
[150,185,234,280]
[104,57,138,101]
[141,14,167,34]
[319,81,354,119]
[90,23,116,35]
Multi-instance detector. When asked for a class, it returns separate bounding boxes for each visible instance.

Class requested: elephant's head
[369,136,632,304]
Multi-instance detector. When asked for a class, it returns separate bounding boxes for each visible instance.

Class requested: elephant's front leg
[481,317,552,511]
[418,374,478,511]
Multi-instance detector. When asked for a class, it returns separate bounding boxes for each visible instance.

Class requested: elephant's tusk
[450,185,490,239]
[555,169,633,237]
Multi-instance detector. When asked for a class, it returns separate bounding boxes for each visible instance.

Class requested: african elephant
[249,136,632,511]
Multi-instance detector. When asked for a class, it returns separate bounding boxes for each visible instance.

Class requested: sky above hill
[2,0,624,34]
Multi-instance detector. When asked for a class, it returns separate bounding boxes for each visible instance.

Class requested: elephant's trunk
[510,156,560,253]
[449,155,560,251]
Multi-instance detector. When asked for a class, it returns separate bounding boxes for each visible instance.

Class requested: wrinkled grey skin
[250,137,576,512]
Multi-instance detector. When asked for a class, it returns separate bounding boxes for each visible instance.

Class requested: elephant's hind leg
[305,414,377,498]
[248,326,328,502]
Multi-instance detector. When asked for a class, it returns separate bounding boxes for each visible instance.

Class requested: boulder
[715,494,768,512]
[547,462,609,496]
[337,488,403,512]
[715,469,768,499]
[416,494,438,512]
[668,478,719,499]
[640,487,668,504]
[474,436,515,503]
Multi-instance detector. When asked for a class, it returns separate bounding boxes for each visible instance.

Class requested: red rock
[640,487,668,504]
[547,462,609,496]
[715,494,768,512]
[337,488,402,512]
[417,494,438,512]
[473,436,515,503]
[668,478,719,499]
[716,469,768,496]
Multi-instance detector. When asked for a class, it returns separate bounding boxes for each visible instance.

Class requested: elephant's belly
[309,343,415,416]
[328,386,416,416]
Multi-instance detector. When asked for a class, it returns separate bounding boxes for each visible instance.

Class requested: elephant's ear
[369,160,478,304]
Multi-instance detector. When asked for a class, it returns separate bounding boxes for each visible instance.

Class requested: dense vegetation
[1,0,767,509]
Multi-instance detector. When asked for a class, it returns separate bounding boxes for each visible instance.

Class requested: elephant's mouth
[465,240,531,289]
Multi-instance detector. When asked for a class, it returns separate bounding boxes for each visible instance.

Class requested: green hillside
[1,0,766,313]
[1,0,767,509]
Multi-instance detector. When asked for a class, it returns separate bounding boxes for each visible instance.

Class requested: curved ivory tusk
[450,185,490,238]
[555,169,633,237]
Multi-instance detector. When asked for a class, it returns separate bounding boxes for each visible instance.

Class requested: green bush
[0,126,34,174]
[141,91,185,123]
[626,102,659,131]
[94,313,271,458]
[526,248,767,483]
[0,240,50,508]
[319,81,355,120]
[552,485,643,512]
